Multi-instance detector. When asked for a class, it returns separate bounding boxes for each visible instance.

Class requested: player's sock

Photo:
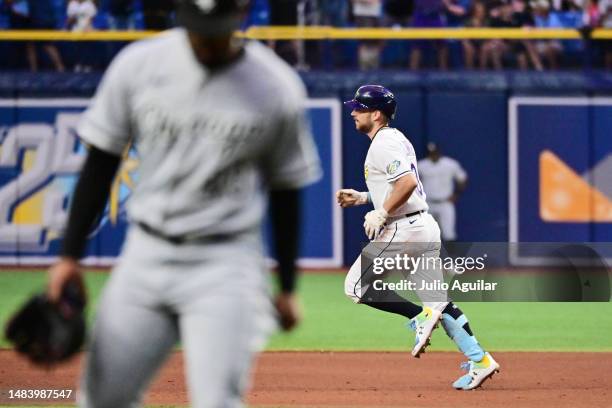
[361,286,423,319]
[441,302,485,362]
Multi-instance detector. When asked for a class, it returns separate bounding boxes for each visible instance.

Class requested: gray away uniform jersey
[75,29,321,408]
[78,28,322,240]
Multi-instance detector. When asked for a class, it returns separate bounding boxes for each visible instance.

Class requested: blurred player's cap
[177,0,250,36]
[344,84,397,120]
[427,142,439,153]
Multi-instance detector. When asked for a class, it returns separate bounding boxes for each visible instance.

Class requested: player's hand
[274,292,302,331]
[336,189,368,208]
[47,257,86,303]
[363,209,388,240]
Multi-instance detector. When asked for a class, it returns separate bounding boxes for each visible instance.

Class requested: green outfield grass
[1,271,611,351]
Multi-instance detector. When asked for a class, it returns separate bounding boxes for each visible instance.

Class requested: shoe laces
[408,320,417,331]
[459,361,472,372]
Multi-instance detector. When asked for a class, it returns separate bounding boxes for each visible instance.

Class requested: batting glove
[363,208,388,240]
[336,189,369,208]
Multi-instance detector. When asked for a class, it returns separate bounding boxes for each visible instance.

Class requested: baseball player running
[45,1,321,407]
[418,142,468,241]
[338,85,499,390]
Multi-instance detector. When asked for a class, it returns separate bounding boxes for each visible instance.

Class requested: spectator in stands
[444,0,471,28]
[269,0,299,65]
[532,0,564,68]
[461,0,488,69]
[576,0,600,67]
[107,0,135,30]
[481,0,543,70]
[551,0,582,11]
[351,0,384,70]
[3,0,29,28]
[384,0,413,27]
[583,0,601,26]
[320,0,348,26]
[410,0,449,70]
[480,1,512,69]
[244,0,270,27]
[67,0,96,32]
[444,0,470,68]
[510,0,544,69]
[66,0,97,72]
[1,0,29,68]
[142,0,174,30]
[601,0,612,68]
[6,0,66,71]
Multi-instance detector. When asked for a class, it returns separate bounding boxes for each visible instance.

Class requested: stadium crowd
[0,0,610,70]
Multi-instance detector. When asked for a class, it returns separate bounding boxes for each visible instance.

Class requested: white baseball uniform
[77,28,321,408]
[417,156,467,241]
[67,0,97,32]
[344,127,448,311]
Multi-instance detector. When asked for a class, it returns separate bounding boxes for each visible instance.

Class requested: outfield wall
[0,71,610,266]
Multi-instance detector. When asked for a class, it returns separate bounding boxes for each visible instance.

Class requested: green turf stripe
[1,271,611,351]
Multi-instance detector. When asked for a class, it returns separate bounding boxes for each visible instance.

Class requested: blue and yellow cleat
[408,307,442,358]
[452,352,500,390]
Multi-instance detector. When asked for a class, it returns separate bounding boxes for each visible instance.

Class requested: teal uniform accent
[441,313,485,362]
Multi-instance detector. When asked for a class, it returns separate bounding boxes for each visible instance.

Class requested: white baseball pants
[344,212,449,312]
[428,201,457,241]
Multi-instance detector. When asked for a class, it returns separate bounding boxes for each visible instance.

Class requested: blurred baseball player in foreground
[46,0,321,406]
[338,85,499,390]
[418,142,468,242]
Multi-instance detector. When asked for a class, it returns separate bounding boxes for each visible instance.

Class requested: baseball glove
[4,280,86,366]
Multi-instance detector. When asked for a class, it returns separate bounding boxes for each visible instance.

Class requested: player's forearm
[269,189,301,293]
[456,179,468,193]
[452,179,468,200]
[60,146,121,260]
[383,175,417,214]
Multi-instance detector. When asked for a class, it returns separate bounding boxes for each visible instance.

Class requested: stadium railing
[0,27,610,41]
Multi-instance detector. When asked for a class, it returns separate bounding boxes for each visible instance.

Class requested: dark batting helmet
[344,85,397,120]
[176,0,250,36]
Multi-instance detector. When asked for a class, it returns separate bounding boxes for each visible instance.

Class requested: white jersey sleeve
[369,133,416,183]
[364,128,428,215]
[262,74,321,189]
[451,159,468,183]
[77,47,134,155]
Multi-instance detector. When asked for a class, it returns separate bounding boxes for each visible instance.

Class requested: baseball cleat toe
[408,307,442,358]
[452,352,500,390]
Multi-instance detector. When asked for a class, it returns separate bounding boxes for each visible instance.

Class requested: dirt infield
[0,350,610,407]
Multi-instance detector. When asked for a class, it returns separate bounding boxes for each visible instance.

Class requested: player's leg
[344,254,364,303]
[178,286,273,408]
[422,214,500,388]
[174,251,274,408]
[403,214,448,357]
[440,302,500,390]
[428,203,442,232]
[408,244,448,357]
[344,238,422,318]
[438,202,457,241]
[79,264,179,408]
